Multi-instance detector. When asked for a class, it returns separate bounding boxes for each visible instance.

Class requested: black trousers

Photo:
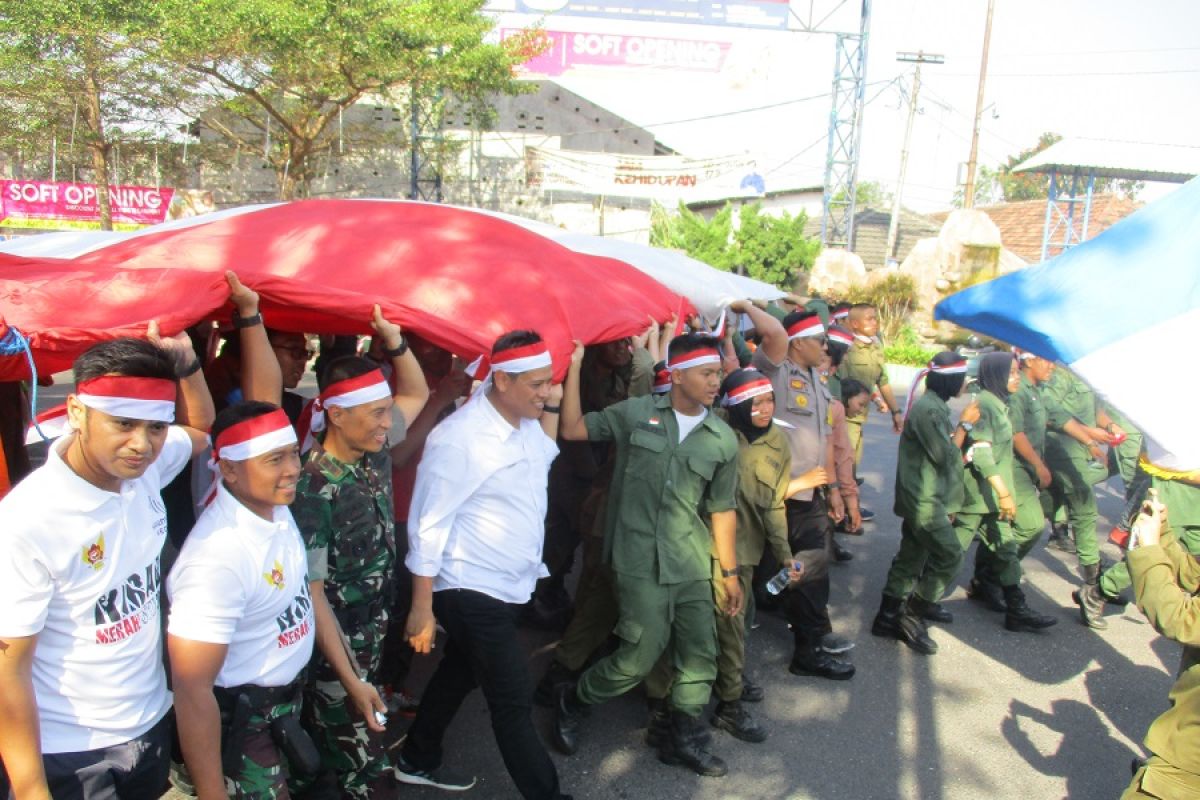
[402,589,562,800]
[782,494,833,647]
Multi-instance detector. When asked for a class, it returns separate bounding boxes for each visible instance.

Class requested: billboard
[0,180,174,230]
[527,146,757,200]
[504,28,732,75]
[511,0,792,31]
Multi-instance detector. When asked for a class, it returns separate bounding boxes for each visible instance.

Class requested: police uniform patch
[795,394,808,408]
[790,378,806,390]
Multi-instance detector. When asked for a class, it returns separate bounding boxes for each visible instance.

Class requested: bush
[843,273,919,342]
[883,325,938,366]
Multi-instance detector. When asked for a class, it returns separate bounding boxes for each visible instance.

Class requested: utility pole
[885,50,942,266]
[962,0,995,209]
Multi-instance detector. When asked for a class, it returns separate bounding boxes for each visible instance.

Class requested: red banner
[0,180,174,230]
[504,28,731,76]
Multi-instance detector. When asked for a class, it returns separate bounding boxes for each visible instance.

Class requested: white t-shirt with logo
[168,483,314,688]
[0,427,191,753]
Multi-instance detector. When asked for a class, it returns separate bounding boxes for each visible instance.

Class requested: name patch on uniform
[790,379,806,390]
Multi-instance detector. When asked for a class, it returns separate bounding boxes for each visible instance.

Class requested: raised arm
[558,341,590,442]
[226,271,282,406]
[149,321,215,457]
[370,305,429,427]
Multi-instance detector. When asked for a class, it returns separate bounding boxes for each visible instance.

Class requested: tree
[650,201,822,289]
[159,0,538,200]
[0,3,182,229]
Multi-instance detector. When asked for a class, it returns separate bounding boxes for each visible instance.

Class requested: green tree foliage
[0,2,181,228]
[650,202,822,288]
[158,0,535,199]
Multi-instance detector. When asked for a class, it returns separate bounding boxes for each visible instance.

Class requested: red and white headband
[76,376,176,423]
[652,367,672,394]
[722,377,773,407]
[310,369,392,435]
[928,357,968,374]
[785,316,825,341]
[902,357,969,424]
[832,308,850,322]
[466,341,553,382]
[667,347,721,371]
[214,409,297,462]
[827,328,854,349]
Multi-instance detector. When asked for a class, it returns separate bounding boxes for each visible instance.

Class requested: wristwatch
[720,566,739,578]
[232,311,263,329]
[958,421,974,432]
[383,337,408,358]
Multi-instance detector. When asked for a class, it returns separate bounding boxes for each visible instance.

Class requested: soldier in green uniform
[871,352,974,655]
[1040,366,1122,629]
[836,304,904,464]
[552,333,742,777]
[291,309,430,799]
[1122,491,1200,800]
[970,351,1056,611]
[953,353,1056,633]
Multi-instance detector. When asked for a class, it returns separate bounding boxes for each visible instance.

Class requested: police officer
[953,353,1056,633]
[291,308,429,798]
[552,333,741,777]
[871,352,974,655]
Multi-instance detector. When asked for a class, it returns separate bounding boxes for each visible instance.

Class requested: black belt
[213,674,304,714]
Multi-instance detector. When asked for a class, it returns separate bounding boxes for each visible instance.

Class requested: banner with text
[0,180,175,230]
[504,28,732,75]
[526,147,756,201]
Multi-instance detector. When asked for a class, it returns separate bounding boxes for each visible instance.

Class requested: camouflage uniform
[292,438,395,800]
[223,699,301,799]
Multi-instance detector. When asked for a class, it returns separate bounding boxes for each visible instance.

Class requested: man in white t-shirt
[0,333,214,799]
[168,402,317,800]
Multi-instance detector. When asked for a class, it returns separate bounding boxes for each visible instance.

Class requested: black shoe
[394,755,477,791]
[740,676,764,703]
[871,596,938,655]
[552,684,587,755]
[788,647,855,680]
[659,712,728,777]
[1003,585,1058,632]
[909,595,953,624]
[855,476,864,487]
[1046,523,1076,554]
[832,541,854,562]
[644,697,670,748]
[967,578,1008,613]
[534,660,578,708]
[711,700,767,744]
[859,507,876,522]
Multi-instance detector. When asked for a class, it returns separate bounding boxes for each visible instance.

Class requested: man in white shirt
[401,331,569,799]
[0,332,214,799]
[168,402,317,800]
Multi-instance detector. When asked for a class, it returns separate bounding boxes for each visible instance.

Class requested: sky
[487,0,1200,211]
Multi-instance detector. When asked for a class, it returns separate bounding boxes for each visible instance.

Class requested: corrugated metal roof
[1010,137,1200,183]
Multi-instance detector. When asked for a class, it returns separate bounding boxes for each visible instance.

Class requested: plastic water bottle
[766,562,802,595]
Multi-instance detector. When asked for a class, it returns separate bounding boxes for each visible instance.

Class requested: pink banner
[504,28,731,75]
[0,180,174,229]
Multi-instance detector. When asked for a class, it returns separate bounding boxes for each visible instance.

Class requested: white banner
[525,147,757,201]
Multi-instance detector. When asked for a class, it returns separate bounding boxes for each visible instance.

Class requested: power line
[933,67,1200,78]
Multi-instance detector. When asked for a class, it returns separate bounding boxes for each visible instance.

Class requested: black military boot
[967,577,1008,613]
[552,683,589,755]
[534,659,578,707]
[1003,585,1058,632]
[659,711,728,777]
[710,700,767,743]
[1047,522,1076,553]
[739,675,764,703]
[644,697,670,748]
[908,595,953,624]
[1072,562,1108,630]
[871,595,938,655]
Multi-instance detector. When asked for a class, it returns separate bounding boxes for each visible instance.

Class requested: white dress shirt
[407,393,558,604]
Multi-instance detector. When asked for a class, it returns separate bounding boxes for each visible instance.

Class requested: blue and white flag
[936,176,1200,472]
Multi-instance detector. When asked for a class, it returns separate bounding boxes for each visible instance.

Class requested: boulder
[809,248,868,297]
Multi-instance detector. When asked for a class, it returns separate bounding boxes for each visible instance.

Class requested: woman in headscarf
[872,351,976,655]
[955,351,1057,634]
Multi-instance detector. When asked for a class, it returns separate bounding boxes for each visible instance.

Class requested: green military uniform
[955,389,1022,587]
[1007,373,1050,558]
[883,390,966,603]
[645,424,792,703]
[1122,527,1200,799]
[1041,368,1105,566]
[1103,471,1200,599]
[217,693,304,799]
[292,439,395,800]
[836,337,889,462]
[574,393,738,717]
